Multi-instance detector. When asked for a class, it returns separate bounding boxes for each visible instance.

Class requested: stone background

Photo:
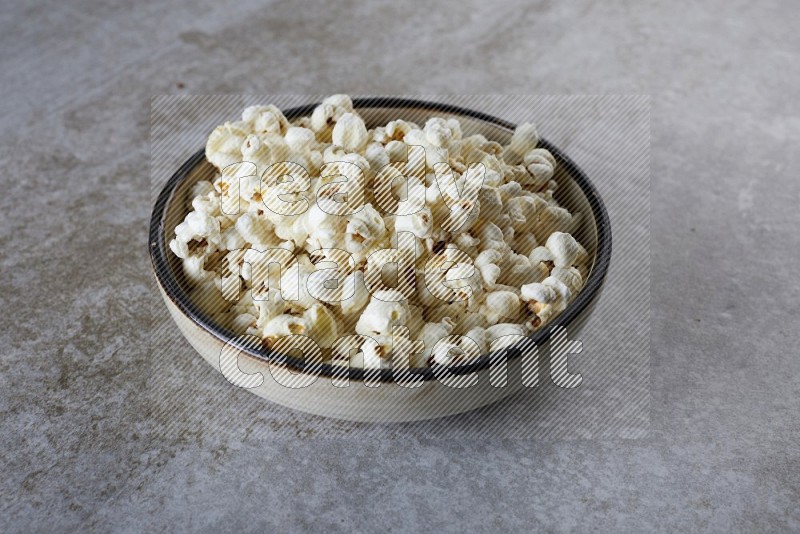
[1,0,798,531]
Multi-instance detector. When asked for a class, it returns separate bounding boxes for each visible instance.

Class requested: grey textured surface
[1,0,798,532]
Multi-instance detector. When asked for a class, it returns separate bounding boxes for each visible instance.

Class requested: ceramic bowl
[149,98,611,422]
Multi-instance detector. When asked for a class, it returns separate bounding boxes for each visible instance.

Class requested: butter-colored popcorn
[551,265,584,296]
[235,212,273,246]
[344,203,387,261]
[284,126,317,154]
[364,142,390,172]
[394,207,433,239]
[480,290,521,325]
[332,112,369,152]
[262,314,308,347]
[417,317,457,362]
[384,140,408,162]
[355,290,409,339]
[303,303,339,349]
[206,121,249,169]
[520,276,572,330]
[545,231,583,267]
[523,148,556,188]
[359,337,386,369]
[474,249,503,288]
[242,104,290,135]
[172,96,591,368]
[310,94,354,140]
[502,122,539,163]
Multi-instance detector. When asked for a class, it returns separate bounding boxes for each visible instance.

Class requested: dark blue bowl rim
[149,97,612,382]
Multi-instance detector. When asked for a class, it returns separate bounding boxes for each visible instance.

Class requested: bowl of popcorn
[150,95,611,422]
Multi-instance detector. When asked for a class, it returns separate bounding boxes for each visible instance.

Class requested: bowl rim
[149,97,612,383]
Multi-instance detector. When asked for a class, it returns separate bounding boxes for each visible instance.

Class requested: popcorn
[385,120,417,142]
[512,232,538,257]
[253,289,288,329]
[242,104,290,135]
[344,203,388,261]
[520,276,572,330]
[520,282,558,305]
[474,249,502,288]
[499,252,547,286]
[339,271,370,315]
[551,265,584,295]
[545,232,583,267]
[184,211,220,239]
[262,314,308,347]
[284,127,317,154]
[444,261,482,309]
[235,212,273,246]
[364,142,390,172]
[169,238,190,259]
[403,128,448,169]
[219,225,246,250]
[332,112,369,152]
[190,180,215,199]
[171,96,591,368]
[191,191,221,217]
[182,255,213,283]
[462,326,488,355]
[311,95,355,140]
[503,122,539,163]
[394,207,433,239]
[417,317,456,361]
[536,206,576,241]
[480,290,522,325]
[302,303,339,349]
[206,121,249,169]
[523,148,556,188]
[305,209,346,250]
[385,140,408,162]
[423,117,462,157]
[355,289,409,341]
[241,134,271,171]
[359,336,387,369]
[232,312,257,332]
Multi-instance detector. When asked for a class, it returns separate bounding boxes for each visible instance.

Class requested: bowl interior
[152,99,610,381]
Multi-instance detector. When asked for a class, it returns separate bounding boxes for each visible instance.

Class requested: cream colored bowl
[149,98,611,423]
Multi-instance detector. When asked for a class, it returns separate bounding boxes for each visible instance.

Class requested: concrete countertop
[1,0,798,531]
